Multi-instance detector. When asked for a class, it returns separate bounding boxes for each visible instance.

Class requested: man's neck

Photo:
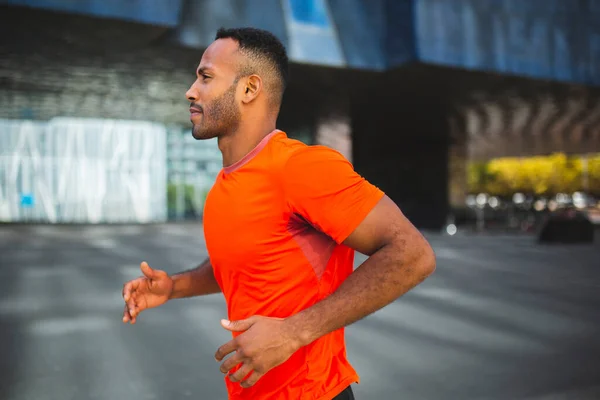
[218,117,277,167]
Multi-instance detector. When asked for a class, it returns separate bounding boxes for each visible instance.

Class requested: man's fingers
[219,351,244,374]
[140,261,155,280]
[240,371,264,388]
[123,304,139,324]
[228,363,253,383]
[122,279,140,302]
[123,305,130,323]
[220,317,257,332]
[122,283,131,302]
[129,300,144,319]
[125,293,137,317]
[215,338,238,362]
[122,289,141,319]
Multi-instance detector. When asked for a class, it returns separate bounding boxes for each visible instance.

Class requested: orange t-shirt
[203,130,385,400]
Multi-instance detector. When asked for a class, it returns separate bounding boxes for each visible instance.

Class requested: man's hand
[215,316,301,388]
[122,262,173,324]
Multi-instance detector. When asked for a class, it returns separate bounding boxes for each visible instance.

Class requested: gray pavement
[0,224,599,400]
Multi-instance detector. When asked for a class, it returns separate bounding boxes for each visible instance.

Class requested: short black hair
[215,27,289,105]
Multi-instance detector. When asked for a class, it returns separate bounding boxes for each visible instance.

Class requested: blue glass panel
[1,0,183,26]
[287,0,329,27]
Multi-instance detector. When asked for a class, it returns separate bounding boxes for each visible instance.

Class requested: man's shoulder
[271,135,348,167]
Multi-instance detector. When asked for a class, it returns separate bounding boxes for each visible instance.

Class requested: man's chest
[202,176,290,265]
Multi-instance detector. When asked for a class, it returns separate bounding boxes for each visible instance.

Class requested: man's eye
[202,74,211,80]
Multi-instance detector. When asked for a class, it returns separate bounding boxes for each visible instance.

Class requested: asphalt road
[0,224,599,400]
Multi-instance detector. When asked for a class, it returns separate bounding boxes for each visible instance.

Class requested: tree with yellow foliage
[468,153,600,196]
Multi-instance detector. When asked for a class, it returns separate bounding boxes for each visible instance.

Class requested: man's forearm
[169,257,222,299]
[286,242,435,347]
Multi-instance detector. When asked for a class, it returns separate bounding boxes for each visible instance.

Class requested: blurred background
[1,0,599,399]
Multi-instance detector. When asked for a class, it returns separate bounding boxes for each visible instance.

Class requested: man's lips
[189,107,203,116]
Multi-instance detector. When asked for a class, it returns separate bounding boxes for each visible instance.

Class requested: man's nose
[186,84,198,102]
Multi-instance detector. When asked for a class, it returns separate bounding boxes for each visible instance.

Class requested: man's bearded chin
[192,123,219,140]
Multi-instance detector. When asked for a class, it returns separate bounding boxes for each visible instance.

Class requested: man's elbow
[422,244,437,277]
[387,234,436,280]
[414,240,436,279]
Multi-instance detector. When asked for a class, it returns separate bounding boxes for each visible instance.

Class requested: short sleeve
[283,146,385,244]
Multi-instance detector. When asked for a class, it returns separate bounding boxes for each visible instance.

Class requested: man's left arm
[214,147,436,387]
[286,193,436,347]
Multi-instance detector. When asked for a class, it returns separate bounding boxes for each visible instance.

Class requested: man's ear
[242,75,262,104]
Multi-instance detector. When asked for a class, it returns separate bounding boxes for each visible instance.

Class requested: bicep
[342,195,430,257]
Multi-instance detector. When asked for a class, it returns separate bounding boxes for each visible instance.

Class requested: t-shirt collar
[223,129,282,174]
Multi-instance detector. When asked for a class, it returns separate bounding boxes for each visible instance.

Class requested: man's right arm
[169,257,222,299]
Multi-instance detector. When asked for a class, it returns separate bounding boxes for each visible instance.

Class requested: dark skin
[122,38,274,323]
[215,195,436,387]
[122,37,436,389]
[122,259,220,324]
[185,37,279,167]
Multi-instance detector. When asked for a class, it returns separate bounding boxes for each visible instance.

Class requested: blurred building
[1,0,599,228]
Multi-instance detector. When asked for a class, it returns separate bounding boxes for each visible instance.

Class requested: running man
[122,27,436,400]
